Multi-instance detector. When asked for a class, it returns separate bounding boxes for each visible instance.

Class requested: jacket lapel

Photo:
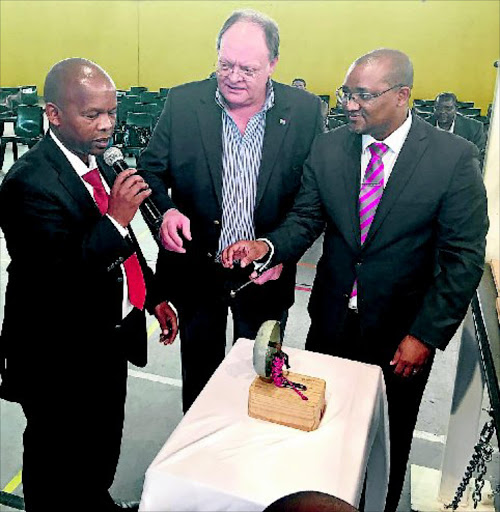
[342,133,362,249]
[255,82,291,210]
[196,82,223,208]
[363,116,429,247]
[42,136,99,220]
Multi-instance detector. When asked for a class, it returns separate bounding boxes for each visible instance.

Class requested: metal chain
[445,418,496,510]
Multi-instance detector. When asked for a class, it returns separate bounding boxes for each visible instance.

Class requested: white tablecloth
[139,338,389,511]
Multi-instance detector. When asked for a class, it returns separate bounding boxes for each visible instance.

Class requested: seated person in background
[321,100,343,132]
[292,77,307,89]
[427,92,486,169]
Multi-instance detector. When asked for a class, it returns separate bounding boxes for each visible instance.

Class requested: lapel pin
[279,118,286,125]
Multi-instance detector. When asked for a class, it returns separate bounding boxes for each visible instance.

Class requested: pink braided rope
[271,355,308,401]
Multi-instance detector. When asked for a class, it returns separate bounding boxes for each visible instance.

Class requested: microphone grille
[103,146,124,167]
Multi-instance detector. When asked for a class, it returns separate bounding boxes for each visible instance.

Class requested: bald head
[351,48,413,89]
[44,58,115,108]
[43,58,117,163]
[263,491,358,512]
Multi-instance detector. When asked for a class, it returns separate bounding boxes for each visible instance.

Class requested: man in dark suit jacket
[139,9,323,412]
[222,49,488,511]
[427,92,486,168]
[0,58,177,512]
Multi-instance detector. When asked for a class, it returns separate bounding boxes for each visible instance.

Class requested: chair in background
[135,102,162,126]
[458,107,481,117]
[122,112,155,165]
[413,99,435,108]
[139,91,159,104]
[414,104,434,114]
[456,100,474,109]
[116,95,140,125]
[129,86,148,95]
[0,105,43,170]
[20,88,39,106]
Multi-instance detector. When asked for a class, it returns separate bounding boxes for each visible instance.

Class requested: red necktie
[82,168,146,310]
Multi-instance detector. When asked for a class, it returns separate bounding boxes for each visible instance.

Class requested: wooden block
[491,260,500,295]
[248,372,326,431]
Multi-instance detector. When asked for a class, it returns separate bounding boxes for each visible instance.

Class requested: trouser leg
[178,301,229,413]
[21,359,127,512]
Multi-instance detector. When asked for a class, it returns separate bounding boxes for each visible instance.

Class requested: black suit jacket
[427,113,486,162]
[0,135,152,402]
[139,79,323,309]
[266,116,488,358]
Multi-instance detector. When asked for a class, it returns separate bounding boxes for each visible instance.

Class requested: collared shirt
[49,130,133,319]
[215,82,275,256]
[436,118,455,134]
[349,112,413,310]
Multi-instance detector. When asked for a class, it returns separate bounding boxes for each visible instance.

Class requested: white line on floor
[413,430,446,444]
[128,368,182,388]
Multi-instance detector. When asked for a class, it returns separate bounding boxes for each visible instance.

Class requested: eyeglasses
[216,60,261,80]
[336,84,403,104]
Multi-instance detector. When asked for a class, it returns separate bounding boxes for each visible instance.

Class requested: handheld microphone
[103,147,164,243]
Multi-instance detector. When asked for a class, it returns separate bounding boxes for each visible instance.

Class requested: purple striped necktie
[351,141,389,299]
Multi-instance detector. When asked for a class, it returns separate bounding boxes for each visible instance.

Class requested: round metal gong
[253,320,282,379]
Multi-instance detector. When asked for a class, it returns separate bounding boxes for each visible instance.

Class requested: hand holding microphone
[104,147,165,241]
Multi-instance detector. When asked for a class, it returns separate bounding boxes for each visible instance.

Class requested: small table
[139,338,390,511]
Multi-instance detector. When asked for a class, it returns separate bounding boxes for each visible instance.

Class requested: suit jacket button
[117,277,123,283]
[207,252,213,258]
[214,220,220,225]
[114,324,121,330]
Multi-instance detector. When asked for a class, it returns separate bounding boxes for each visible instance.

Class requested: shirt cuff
[254,238,274,273]
[106,214,129,238]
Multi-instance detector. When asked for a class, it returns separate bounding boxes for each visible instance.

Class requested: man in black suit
[428,92,486,168]
[139,9,323,412]
[222,49,488,511]
[0,58,177,511]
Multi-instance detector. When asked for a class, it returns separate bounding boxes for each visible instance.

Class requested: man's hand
[154,301,178,345]
[108,168,152,227]
[390,335,433,378]
[221,240,269,269]
[160,209,192,253]
[251,263,283,285]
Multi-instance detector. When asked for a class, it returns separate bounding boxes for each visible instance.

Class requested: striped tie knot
[369,142,389,159]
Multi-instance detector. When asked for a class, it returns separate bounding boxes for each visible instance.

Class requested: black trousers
[177,267,288,412]
[20,353,128,512]
[307,309,433,512]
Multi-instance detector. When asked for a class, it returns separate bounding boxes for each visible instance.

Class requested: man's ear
[397,86,412,106]
[268,57,279,76]
[45,102,62,127]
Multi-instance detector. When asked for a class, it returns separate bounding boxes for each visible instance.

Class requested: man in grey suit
[139,9,323,411]
[222,49,488,511]
[428,92,486,168]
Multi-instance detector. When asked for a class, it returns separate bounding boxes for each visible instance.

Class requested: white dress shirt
[50,130,134,319]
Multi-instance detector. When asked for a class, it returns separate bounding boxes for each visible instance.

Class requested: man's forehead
[437,99,455,106]
[344,61,388,88]
[219,21,268,57]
